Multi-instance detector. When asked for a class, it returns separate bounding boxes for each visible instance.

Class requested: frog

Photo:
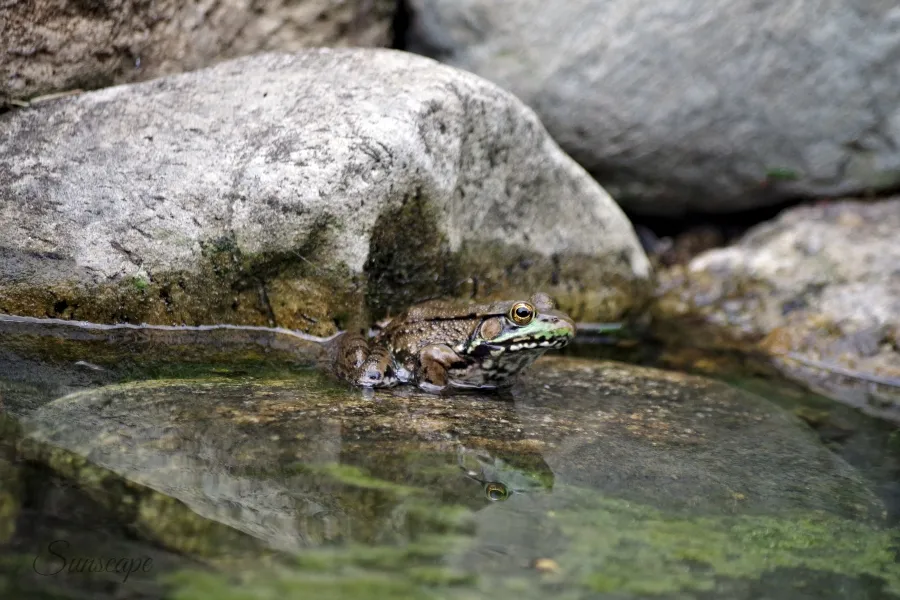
[327,292,575,393]
[0,292,576,395]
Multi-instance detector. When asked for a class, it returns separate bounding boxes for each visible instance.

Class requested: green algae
[0,319,332,399]
[165,536,478,600]
[311,464,421,496]
[455,239,654,323]
[1,183,651,335]
[167,568,463,600]
[130,274,150,292]
[764,167,801,181]
[160,484,900,600]
[555,492,900,596]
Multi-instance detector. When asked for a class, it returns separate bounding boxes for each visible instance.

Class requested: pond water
[1,319,899,599]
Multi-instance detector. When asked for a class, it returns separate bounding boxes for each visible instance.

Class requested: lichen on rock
[0,49,652,330]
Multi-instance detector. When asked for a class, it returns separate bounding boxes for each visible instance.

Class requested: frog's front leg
[329,332,370,384]
[416,344,465,393]
[358,345,397,387]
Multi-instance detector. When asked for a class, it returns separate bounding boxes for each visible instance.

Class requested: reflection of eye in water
[483,482,510,502]
[456,443,554,503]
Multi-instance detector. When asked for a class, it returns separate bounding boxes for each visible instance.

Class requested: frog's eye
[508,302,535,325]
[484,482,510,502]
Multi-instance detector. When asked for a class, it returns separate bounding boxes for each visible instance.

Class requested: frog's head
[481,292,575,349]
[451,293,575,388]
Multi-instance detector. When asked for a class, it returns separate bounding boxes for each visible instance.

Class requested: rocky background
[2,0,398,102]
[1,0,898,417]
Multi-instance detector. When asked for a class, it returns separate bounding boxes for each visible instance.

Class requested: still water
[1,318,899,599]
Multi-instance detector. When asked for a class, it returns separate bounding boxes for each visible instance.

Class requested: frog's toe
[394,366,413,383]
[418,381,446,394]
[358,368,384,387]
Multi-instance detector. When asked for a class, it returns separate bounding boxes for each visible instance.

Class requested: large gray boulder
[0,49,651,331]
[1,0,396,102]
[404,0,900,215]
[656,197,900,420]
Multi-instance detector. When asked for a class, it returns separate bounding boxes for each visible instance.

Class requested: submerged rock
[15,354,900,596]
[1,0,396,102]
[404,0,900,215]
[0,414,277,600]
[0,314,329,417]
[655,198,900,421]
[20,356,885,552]
[0,49,651,328]
[20,371,554,552]
[5,320,896,596]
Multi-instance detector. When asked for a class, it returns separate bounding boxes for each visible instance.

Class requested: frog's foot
[418,381,446,394]
[330,332,369,383]
[357,345,397,388]
[330,334,393,388]
[417,344,463,394]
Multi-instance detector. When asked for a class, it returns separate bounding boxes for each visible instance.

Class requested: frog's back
[375,298,508,361]
[392,299,510,324]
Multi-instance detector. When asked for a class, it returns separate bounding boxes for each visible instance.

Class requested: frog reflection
[455,443,554,502]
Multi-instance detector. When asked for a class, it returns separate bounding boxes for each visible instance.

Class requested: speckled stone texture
[1,0,396,101]
[656,198,900,420]
[405,0,900,215]
[0,49,652,329]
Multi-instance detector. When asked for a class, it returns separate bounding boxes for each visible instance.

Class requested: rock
[0,313,332,417]
[0,414,271,600]
[0,417,19,545]
[17,355,898,596]
[403,0,900,215]
[21,358,885,534]
[0,49,652,330]
[655,198,900,420]
[1,0,396,102]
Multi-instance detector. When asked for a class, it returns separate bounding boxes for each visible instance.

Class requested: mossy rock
[0,50,652,331]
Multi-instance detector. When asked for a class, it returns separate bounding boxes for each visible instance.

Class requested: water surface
[1,320,898,599]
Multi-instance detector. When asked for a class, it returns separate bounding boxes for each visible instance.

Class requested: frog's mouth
[470,336,570,356]
[500,338,570,351]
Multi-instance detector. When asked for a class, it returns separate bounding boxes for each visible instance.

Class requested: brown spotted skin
[328,293,576,393]
[328,331,368,382]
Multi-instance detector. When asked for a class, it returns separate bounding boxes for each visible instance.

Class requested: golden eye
[508,301,535,325]
[484,482,509,502]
